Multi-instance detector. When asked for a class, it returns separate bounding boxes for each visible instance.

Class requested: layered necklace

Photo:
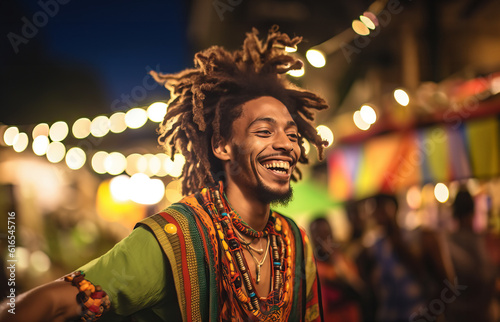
[208,185,293,320]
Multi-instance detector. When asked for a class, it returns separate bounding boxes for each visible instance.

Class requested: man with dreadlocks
[0,26,328,321]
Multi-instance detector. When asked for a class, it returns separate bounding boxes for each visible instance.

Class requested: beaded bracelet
[64,271,111,322]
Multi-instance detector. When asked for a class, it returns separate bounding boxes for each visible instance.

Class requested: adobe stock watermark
[409,278,467,321]
[212,0,243,22]
[340,0,405,63]
[7,0,73,54]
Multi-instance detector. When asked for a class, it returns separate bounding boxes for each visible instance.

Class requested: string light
[287,67,305,78]
[109,112,127,133]
[32,123,49,139]
[125,108,148,129]
[13,133,29,152]
[434,183,449,203]
[65,147,86,170]
[359,105,377,125]
[394,88,410,106]
[104,152,127,175]
[49,121,69,142]
[306,49,326,68]
[92,151,108,174]
[90,116,110,137]
[352,20,370,36]
[46,141,66,163]
[316,125,334,147]
[353,111,371,130]
[72,118,91,139]
[147,102,168,123]
[32,135,49,156]
[4,126,19,146]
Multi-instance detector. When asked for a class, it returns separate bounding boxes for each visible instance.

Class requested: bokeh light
[316,125,334,147]
[352,20,370,36]
[394,88,410,106]
[125,108,148,129]
[109,175,131,202]
[353,111,371,130]
[3,126,19,146]
[90,116,110,137]
[49,121,69,142]
[109,112,127,133]
[434,183,450,203]
[32,135,50,156]
[406,185,422,209]
[32,123,49,139]
[46,141,66,163]
[105,152,127,175]
[359,15,376,30]
[306,49,326,68]
[287,67,305,77]
[360,105,377,125]
[72,118,91,139]
[147,102,168,123]
[13,132,29,152]
[65,147,86,170]
[92,151,108,174]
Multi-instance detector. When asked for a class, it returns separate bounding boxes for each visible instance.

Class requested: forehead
[237,96,294,125]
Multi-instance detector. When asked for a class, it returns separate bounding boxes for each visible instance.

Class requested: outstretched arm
[0,279,80,322]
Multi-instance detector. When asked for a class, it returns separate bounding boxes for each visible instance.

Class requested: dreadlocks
[151,26,330,195]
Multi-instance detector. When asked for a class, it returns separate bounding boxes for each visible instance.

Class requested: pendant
[256,264,261,284]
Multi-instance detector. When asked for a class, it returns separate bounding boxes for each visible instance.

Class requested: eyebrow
[248,117,297,129]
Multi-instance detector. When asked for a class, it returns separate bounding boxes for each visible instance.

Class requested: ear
[212,136,232,161]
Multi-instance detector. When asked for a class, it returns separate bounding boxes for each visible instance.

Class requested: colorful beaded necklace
[208,184,293,320]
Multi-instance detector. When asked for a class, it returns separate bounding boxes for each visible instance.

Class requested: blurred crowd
[310,186,500,322]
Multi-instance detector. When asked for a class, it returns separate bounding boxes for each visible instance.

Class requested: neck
[224,182,270,232]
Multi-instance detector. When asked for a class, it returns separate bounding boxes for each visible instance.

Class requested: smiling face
[217,96,301,205]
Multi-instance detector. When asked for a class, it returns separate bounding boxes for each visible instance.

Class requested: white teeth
[263,161,291,172]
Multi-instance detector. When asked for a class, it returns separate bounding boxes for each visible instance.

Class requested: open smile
[257,157,295,179]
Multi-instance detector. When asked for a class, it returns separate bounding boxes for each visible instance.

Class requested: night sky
[1,0,190,125]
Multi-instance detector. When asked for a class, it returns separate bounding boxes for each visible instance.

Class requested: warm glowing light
[360,105,377,125]
[4,127,19,146]
[32,123,49,139]
[394,89,410,106]
[147,102,168,123]
[125,153,143,176]
[302,139,310,155]
[92,151,108,174]
[306,49,326,68]
[287,67,305,77]
[406,186,422,209]
[353,111,371,130]
[352,20,370,36]
[110,175,131,202]
[13,133,29,152]
[105,152,127,175]
[434,183,450,203]
[72,118,91,139]
[49,121,69,142]
[125,108,148,129]
[30,250,51,273]
[155,153,169,177]
[129,173,165,205]
[109,112,127,133]
[285,46,297,53]
[363,11,379,26]
[148,154,162,176]
[165,180,182,203]
[491,76,500,95]
[46,141,66,163]
[359,15,376,30]
[90,116,110,137]
[32,135,49,156]
[65,147,86,170]
[169,154,185,178]
[316,125,334,147]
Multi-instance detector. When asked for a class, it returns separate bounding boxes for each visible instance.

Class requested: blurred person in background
[444,187,496,322]
[310,216,366,322]
[359,194,452,322]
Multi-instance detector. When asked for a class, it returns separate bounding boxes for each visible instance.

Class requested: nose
[272,131,294,152]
